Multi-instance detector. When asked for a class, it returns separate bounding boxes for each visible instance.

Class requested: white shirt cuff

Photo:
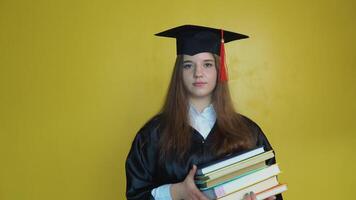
[151,184,172,200]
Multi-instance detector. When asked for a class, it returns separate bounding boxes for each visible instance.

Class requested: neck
[189,96,212,113]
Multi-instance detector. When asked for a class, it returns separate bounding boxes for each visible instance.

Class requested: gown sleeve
[242,115,284,200]
[125,120,160,200]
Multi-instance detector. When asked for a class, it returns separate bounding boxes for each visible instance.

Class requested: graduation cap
[155,24,249,82]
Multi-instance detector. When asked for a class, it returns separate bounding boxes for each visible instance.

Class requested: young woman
[125,25,282,200]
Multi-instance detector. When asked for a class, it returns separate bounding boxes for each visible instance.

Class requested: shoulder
[140,114,163,131]
[133,114,163,144]
[238,114,263,133]
[238,113,273,150]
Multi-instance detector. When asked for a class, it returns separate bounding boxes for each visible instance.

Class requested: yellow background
[1,0,355,199]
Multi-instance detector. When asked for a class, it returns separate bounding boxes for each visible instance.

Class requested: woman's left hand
[243,192,276,200]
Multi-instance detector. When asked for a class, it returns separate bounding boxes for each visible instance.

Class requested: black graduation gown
[125,115,283,200]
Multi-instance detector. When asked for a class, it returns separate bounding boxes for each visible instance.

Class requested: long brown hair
[159,54,256,163]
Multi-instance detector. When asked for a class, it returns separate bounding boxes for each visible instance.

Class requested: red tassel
[219,29,228,82]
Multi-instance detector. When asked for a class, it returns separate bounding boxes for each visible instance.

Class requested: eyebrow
[183,59,214,63]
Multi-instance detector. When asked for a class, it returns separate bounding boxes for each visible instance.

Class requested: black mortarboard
[155,24,249,82]
[155,24,249,56]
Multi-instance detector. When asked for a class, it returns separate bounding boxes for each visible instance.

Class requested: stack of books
[195,146,287,200]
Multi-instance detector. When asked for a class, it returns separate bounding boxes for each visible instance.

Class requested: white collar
[189,104,216,139]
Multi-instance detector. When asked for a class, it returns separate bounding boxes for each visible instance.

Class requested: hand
[243,192,276,200]
[171,165,209,200]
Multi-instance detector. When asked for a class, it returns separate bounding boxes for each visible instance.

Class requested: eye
[183,63,193,69]
[204,63,214,68]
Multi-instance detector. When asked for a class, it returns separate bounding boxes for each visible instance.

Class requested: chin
[191,92,212,99]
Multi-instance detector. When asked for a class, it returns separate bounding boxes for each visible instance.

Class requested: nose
[193,64,203,78]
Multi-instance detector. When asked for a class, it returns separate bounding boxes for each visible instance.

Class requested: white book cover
[218,176,279,200]
[199,147,265,175]
[202,164,281,199]
[256,184,287,200]
[198,150,274,182]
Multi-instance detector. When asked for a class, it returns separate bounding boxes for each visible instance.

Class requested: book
[196,146,265,176]
[255,184,287,200]
[196,162,266,189]
[195,150,275,186]
[218,176,279,200]
[202,164,281,199]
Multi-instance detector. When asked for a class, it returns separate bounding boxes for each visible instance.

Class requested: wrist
[170,182,183,200]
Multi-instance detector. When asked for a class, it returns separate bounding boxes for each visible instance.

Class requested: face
[182,52,217,101]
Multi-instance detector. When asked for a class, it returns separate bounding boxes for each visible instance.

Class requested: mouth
[193,82,207,87]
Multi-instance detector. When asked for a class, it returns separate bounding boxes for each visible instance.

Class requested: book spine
[255,184,287,200]
[195,151,274,181]
[208,164,281,198]
[218,176,279,200]
[199,147,265,175]
[198,165,267,190]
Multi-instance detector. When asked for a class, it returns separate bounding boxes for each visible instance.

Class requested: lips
[193,82,207,87]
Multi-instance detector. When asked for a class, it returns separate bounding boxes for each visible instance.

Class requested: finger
[265,196,276,200]
[194,190,209,200]
[190,193,199,200]
[189,182,208,200]
[190,166,209,200]
[188,182,206,199]
[185,165,197,183]
[199,194,209,200]
[192,193,207,200]
[250,191,257,200]
[244,193,252,200]
[188,165,197,177]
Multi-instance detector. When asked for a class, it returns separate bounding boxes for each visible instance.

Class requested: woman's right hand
[170,165,209,200]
